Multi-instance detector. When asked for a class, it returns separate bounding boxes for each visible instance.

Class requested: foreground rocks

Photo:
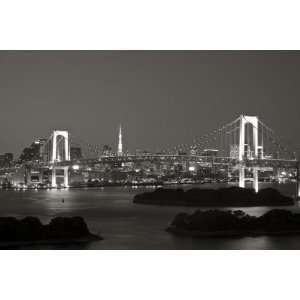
[0,216,102,248]
[134,187,294,207]
[167,209,300,237]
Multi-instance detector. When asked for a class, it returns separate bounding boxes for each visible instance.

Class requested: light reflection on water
[0,183,299,250]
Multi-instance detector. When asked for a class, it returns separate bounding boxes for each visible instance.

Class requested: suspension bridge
[1,115,299,196]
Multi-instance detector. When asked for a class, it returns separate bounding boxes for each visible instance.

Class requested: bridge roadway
[48,155,298,169]
[0,155,297,175]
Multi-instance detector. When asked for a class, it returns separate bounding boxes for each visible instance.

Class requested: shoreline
[0,216,103,249]
[134,200,295,207]
[166,227,300,238]
[133,187,295,207]
[0,235,102,249]
[166,209,300,240]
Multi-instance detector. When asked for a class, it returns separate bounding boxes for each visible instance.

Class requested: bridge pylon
[48,130,70,188]
[50,130,70,163]
[238,115,260,191]
[51,166,69,188]
[239,115,259,161]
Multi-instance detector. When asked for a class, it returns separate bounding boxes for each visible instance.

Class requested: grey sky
[0,51,299,156]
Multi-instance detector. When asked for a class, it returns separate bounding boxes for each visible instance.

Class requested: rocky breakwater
[167,209,300,237]
[134,187,294,207]
[0,216,102,248]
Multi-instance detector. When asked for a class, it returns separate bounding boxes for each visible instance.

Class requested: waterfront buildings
[0,153,13,168]
[19,138,47,162]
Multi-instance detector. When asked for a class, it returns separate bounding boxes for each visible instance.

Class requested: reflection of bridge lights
[72,165,80,170]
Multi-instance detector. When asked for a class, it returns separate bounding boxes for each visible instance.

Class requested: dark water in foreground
[0,183,300,250]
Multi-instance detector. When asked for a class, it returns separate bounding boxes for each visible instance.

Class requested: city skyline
[1,51,300,156]
[0,3,299,295]
[1,51,300,253]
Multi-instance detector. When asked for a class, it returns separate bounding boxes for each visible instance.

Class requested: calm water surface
[0,183,299,250]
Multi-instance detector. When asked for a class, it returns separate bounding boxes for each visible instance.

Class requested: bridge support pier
[239,166,245,188]
[239,166,259,192]
[253,167,259,193]
[51,169,56,188]
[64,167,69,188]
[51,166,69,188]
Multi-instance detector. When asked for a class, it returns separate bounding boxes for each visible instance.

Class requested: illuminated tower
[239,115,258,161]
[51,130,70,163]
[118,125,123,156]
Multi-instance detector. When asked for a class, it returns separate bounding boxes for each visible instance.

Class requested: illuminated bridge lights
[0,115,299,194]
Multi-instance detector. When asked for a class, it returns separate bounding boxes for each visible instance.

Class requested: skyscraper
[103,145,113,156]
[70,147,82,161]
[118,125,123,156]
[19,138,47,162]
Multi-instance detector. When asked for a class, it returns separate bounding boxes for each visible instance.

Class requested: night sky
[0,51,299,157]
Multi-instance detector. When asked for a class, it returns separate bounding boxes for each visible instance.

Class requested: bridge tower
[51,130,70,163]
[238,115,260,192]
[51,166,69,188]
[239,115,259,161]
[50,130,70,188]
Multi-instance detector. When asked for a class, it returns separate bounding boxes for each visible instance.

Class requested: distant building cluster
[0,153,13,168]
[19,138,47,163]
[0,121,296,189]
[70,147,82,161]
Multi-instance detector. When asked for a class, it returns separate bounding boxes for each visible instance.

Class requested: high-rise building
[0,153,13,168]
[190,146,197,156]
[102,145,113,156]
[19,138,46,162]
[4,153,13,163]
[118,125,123,156]
[70,147,82,161]
[230,145,239,159]
[36,139,47,159]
